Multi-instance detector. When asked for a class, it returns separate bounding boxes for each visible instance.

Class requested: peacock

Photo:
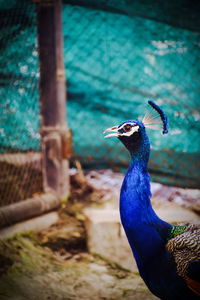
[104,100,200,300]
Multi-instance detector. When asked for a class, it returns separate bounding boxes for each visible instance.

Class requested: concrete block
[84,208,138,272]
[0,212,59,239]
[154,202,200,224]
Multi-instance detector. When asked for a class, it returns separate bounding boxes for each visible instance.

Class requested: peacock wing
[166,224,200,296]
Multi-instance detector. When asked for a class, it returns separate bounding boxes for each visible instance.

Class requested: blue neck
[120,141,172,268]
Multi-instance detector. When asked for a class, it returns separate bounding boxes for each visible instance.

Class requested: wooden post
[37,0,70,200]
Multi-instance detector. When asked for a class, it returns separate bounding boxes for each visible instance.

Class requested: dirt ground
[0,233,157,300]
[0,168,199,300]
[0,211,156,300]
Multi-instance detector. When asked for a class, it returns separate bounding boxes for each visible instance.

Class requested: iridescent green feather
[167,225,188,241]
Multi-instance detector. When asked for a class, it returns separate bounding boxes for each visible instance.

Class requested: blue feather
[148,100,168,134]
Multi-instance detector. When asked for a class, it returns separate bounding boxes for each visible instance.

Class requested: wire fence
[0,0,200,207]
[0,0,42,206]
[63,1,200,187]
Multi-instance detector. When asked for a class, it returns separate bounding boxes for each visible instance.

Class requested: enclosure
[0,0,200,299]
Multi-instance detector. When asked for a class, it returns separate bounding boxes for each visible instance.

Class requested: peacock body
[104,101,200,300]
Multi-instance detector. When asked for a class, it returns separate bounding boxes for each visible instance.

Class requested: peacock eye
[123,124,132,132]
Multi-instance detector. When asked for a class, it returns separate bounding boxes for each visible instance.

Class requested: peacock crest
[142,100,168,134]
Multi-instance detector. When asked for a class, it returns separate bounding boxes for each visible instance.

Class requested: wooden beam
[37,0,70,200]
[0,193,59,228]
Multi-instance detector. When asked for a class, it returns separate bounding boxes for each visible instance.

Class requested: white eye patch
[119,126,139,136]
[104,123,139,138]
[118,124,139,137]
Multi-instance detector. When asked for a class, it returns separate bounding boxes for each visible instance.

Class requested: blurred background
[1,1,200,202]
[0,1,200,299]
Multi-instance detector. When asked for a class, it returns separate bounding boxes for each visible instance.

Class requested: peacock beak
[103,126,119,138]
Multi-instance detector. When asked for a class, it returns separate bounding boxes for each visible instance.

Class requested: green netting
[0,0,40,151]
[0,0,200,198]
[0,0,42,205]
[62,1,200,187]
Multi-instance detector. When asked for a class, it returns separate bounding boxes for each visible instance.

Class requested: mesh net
[0,0,199,207]
[0,0,42,206]
[63,1,200,188]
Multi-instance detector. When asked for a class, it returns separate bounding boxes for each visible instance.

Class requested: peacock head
[103,100,168,156]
